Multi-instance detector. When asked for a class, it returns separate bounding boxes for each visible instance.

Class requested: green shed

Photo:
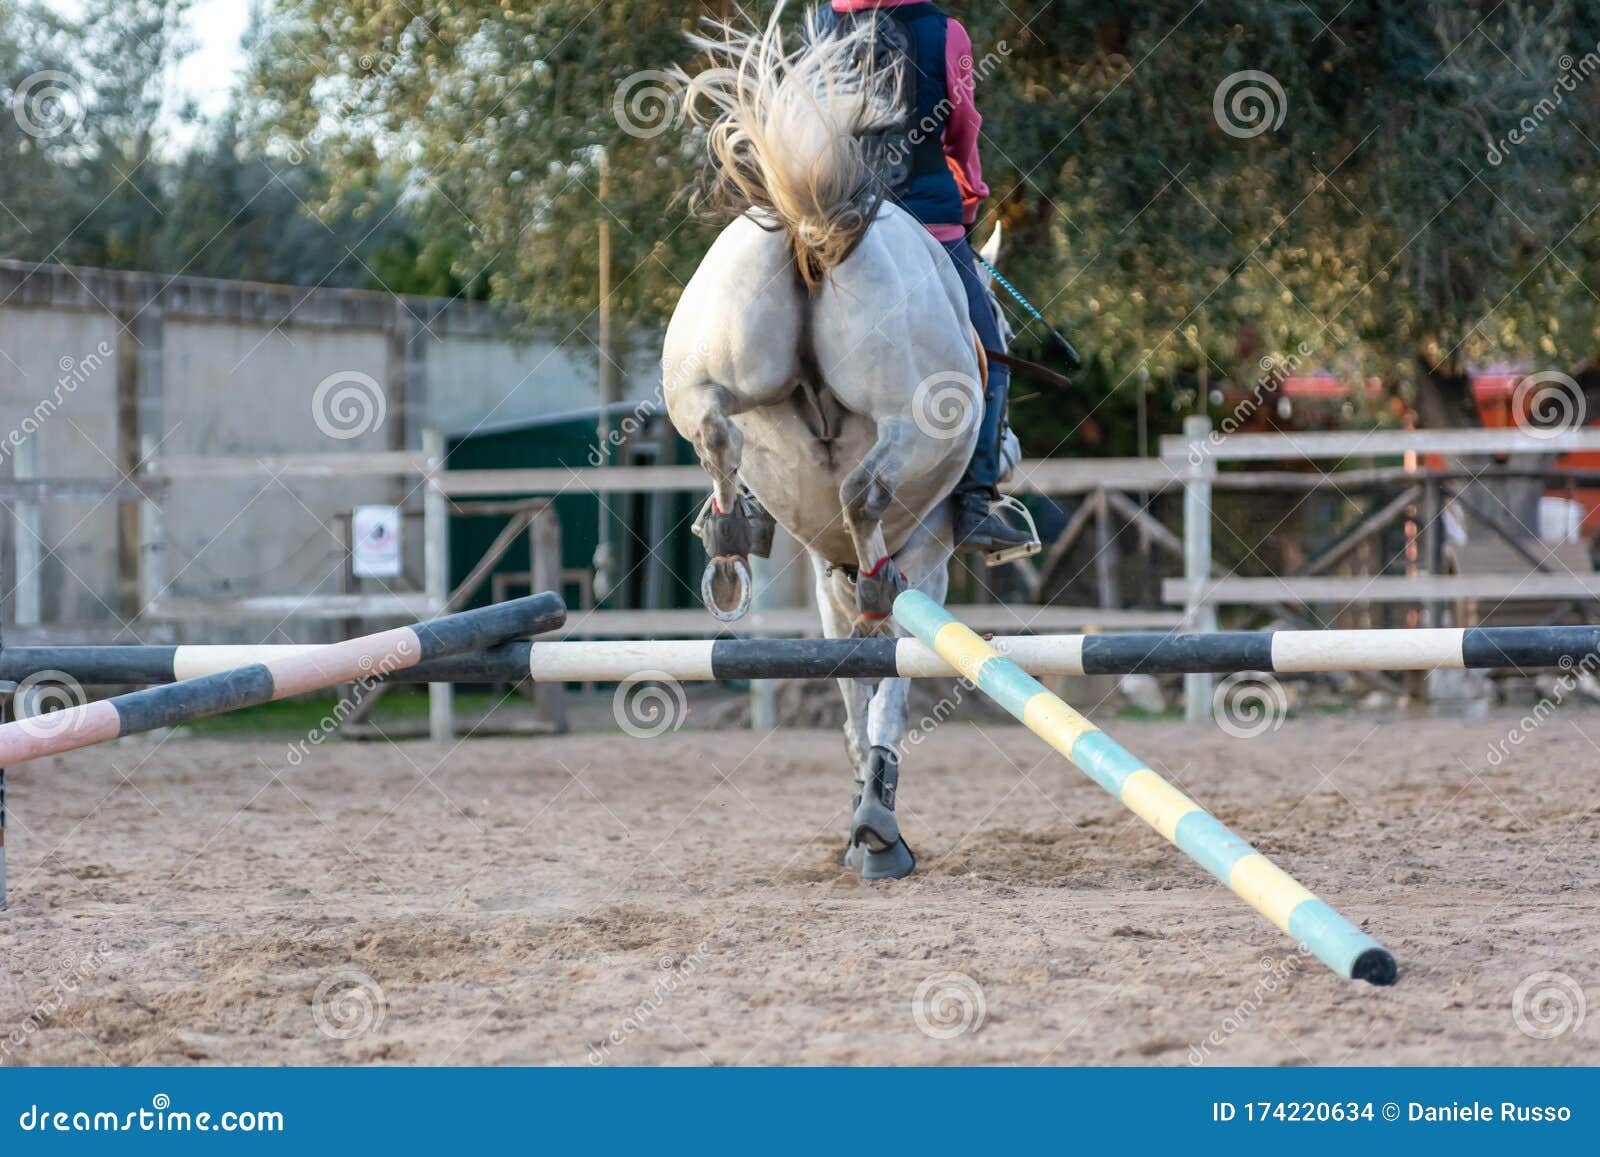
[446,405,705,615]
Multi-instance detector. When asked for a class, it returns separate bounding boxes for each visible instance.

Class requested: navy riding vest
[825,3,965,226]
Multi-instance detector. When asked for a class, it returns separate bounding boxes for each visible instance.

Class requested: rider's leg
[940,235,1008,491]
[938,236,1032,552]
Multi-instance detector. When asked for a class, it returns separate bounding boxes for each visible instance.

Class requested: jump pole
[1,624,1596,685]
[893,590,1397,986]
[0,592,566,768]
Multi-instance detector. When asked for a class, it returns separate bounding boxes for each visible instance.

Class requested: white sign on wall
[352,505,403,577]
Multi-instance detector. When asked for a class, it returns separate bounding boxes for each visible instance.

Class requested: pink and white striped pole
[0,592,565,766]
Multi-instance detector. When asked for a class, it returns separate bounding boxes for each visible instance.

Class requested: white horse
[663,4,984,878]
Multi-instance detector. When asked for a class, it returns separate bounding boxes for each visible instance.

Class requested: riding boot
[953,486,1034,552]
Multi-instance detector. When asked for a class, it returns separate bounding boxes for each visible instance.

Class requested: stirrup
[982,494,1042,567]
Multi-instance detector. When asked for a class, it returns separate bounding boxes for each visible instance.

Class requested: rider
[826,0,1031,554]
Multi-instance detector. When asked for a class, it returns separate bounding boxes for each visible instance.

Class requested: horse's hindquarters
[666,205,976,571]
[730,403,872,563]
[731,403,961,567]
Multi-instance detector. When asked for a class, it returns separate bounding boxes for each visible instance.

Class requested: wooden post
[115,311,159,622]
[1181,415,1216,722]
[1,596,6,910]
[594,150,616,602]
[1092,487,1120,610]
[749,553,778,731]
[422,428,454,741]
[336,511,358,712]
[138,433,164,620]
[1419,477,1443,628]
[530,501,568,733]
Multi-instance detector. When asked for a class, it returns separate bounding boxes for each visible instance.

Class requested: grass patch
[184,688,520,735]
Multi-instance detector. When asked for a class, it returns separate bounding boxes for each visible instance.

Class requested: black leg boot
[851,745,915,879]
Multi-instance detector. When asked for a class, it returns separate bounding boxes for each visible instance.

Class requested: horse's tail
[679,2,900,285]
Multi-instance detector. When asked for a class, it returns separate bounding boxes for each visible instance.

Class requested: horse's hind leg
[853,525,951,878]
[813,551,911,877]
[666,380,756,620]
[813,552,872,864]
[818,534,954,880]
[839,413,967,623]
[662,219,801,621]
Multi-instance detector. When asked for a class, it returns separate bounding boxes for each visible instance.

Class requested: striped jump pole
[893,590,1397,986]
[0,592,566,768]
[1,624,1596,685]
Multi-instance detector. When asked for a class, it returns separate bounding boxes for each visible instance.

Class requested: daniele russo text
[1409,1102,1571,1123]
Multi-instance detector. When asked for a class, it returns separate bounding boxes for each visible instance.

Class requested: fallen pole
[2,624,1596,685]
[892,589,1397,986]
[0,592,566,766]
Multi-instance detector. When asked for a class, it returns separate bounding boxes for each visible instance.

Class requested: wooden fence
[8,422,1597,733]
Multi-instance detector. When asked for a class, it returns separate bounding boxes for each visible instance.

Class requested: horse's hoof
[861,837,915,880]
[850,800,900,851]
[701,556,752,622]
[843,842,862,870]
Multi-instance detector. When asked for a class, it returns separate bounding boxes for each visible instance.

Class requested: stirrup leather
[983,494,1042,567]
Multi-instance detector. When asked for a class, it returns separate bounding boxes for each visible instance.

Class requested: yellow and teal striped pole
[893,590,1397,986]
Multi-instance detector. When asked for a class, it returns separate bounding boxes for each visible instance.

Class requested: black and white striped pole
[0,625,1594,686]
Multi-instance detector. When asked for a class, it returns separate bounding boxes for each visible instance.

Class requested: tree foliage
[0,0,450,292]
[251,1,1600,399]
[7,0,1598,449]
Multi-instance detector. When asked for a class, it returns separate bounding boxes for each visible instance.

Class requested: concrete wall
[0,305,122,627]
[0,260,657,640]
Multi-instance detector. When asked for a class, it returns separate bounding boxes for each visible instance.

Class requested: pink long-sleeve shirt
[830,0,988,240]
